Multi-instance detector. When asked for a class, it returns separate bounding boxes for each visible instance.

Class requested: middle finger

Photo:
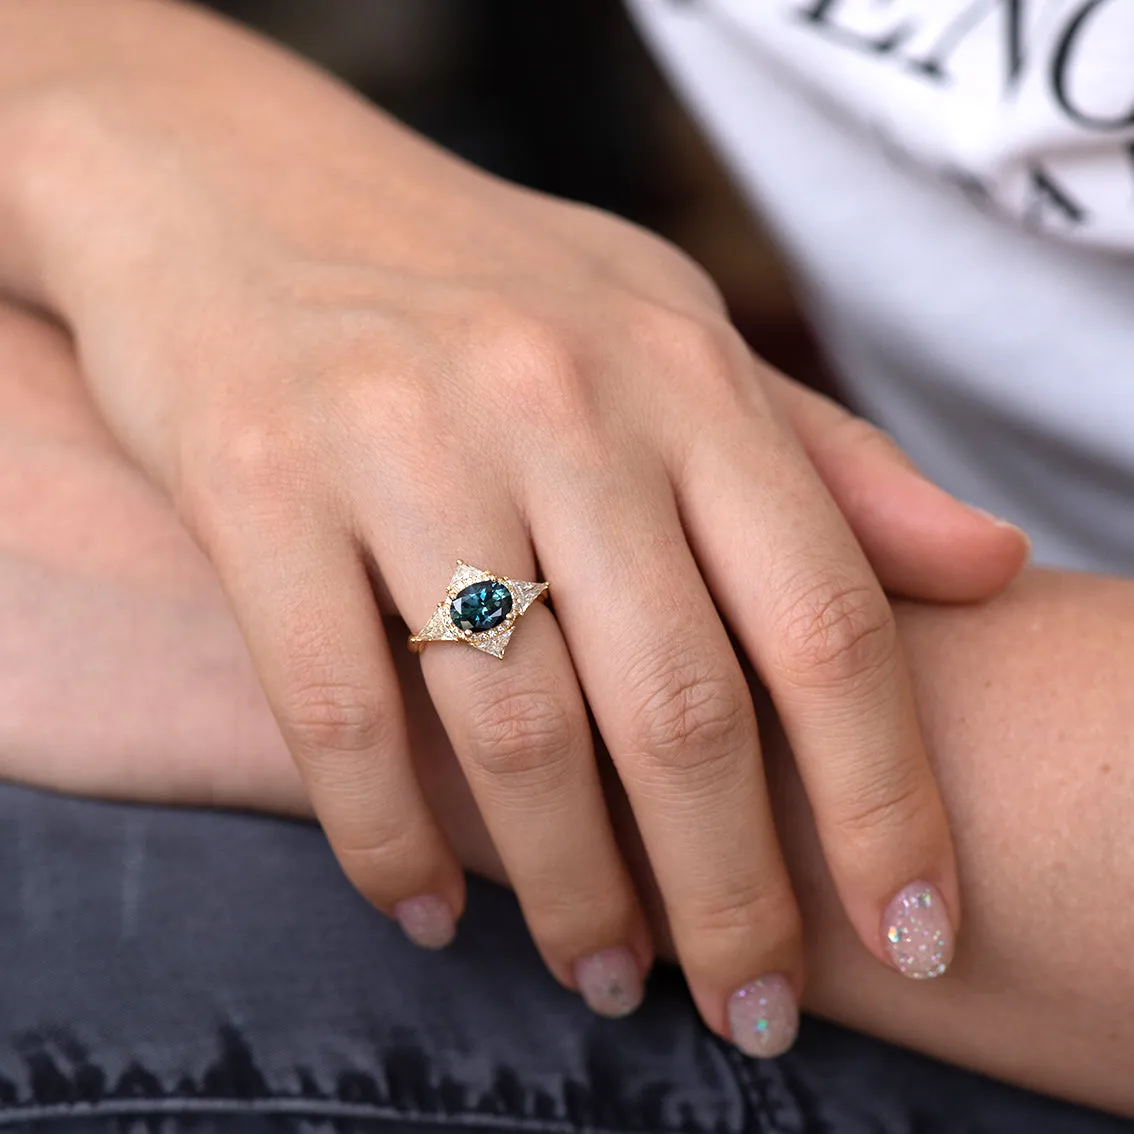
[528,455,804,1057]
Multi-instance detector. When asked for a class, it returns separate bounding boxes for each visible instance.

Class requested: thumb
[766,370,1030,603]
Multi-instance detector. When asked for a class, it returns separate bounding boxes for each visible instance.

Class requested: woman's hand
[0,2,1026,1049]
[13,319,1134,1116]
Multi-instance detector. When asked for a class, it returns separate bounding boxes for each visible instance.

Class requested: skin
[0,0,1030,1036]
[1,303,1132,1116]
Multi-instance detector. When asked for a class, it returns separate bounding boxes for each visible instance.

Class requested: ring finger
[367,487,653,1018]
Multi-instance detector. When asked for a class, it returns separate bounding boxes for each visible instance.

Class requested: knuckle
[625,644,753,775]
[828,758,936,849]
[674,258,729,313]
[485,312,595,430]
[524,878,634,947]
[775,578,897,689]
[209,415,307,494]
[683,879,801,968]
[461,669,576,783]
[658,311,747,395]
[281,679,386,760]
[826,404,883,451]
[334,823,431,904]
[631,230,729,312]
[177,411,313,539]
[697,879,799,939]
[826,404,911,464]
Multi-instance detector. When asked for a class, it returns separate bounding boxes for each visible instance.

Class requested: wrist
[0,81,146,313]
[0,0,291,317]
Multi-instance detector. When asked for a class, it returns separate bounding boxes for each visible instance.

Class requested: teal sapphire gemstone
[450,580,513,633]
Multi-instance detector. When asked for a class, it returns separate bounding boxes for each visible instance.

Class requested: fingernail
[727,975,799,1058]
[574,947,644,1018]
[974,507,1029,539]
[882,881,954,979]
[394,894,456,950]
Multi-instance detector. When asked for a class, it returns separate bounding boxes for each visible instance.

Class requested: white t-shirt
[627,0,1134,573]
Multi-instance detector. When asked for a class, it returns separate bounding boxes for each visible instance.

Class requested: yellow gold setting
[408,560,550,660]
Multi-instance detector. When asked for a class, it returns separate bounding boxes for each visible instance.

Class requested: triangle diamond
[511,579,550,615]
[471,625,515,658]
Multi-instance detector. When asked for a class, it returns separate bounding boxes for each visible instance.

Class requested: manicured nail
[974,507,1029,539]
[394,894,456,950]
[882,881,954,979]
[727,975,798,1058]
[574,947,643,1018]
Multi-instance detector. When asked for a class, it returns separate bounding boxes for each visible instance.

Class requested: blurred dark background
[200,0,821,381]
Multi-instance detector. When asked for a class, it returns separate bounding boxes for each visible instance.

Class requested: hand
[0,302,1009,850]
[5,4,1026,1050]
[15,346,1134,1120]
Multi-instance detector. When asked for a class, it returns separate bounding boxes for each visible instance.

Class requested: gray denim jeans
[0,784,1126,1133]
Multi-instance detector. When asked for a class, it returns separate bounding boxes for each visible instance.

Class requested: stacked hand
[1,0,1027,1055]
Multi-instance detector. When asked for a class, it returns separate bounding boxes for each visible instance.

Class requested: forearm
[0,0,247,303]
[0,0,489,312]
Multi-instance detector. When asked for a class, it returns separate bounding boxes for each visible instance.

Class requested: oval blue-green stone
[450,580,513,633]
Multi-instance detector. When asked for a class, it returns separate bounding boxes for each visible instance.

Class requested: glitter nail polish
[394,894,456,950]
[882,881,954,979]
[574,947,643,1018]
[727,975,798,1058]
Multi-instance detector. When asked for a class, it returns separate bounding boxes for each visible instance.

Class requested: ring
[408,560,550,659]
